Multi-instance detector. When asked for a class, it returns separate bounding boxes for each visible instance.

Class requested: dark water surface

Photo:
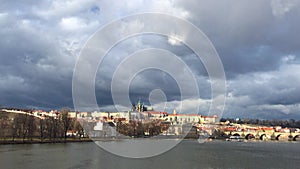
[0,140,299,169]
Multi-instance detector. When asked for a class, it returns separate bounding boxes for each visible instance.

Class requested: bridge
[224,131,300,141]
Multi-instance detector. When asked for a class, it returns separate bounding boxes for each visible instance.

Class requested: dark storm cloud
[0,0,98,109]
[95,35,211,107]
[166,0,300,119]
[1,0,300,119]
[176,0,300,77]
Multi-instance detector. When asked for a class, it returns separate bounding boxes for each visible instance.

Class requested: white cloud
[35,0,96,19]
[0,12,8,22]
[60,17,81,30]
[60,17,87,31]
[151,98,211,115]
[255,104,291,114]
[271,0,299,17]
[149,0,190,18]
[167,34,183,46]
[225,60,300,118]
[281,54,296,63]
[119,20,145,37]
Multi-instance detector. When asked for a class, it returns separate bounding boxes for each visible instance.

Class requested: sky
[0,0,300,119]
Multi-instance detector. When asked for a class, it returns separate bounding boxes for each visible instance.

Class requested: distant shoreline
[1,137,299,145]
[0,138,93,145]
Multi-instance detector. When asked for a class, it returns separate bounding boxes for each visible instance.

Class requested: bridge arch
[276,134,282,140]
[232,133,240,137]
[293,135,300,141]
[245,133,255,140]
[260,134,267,140]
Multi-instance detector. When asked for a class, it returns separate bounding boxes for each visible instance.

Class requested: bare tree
[60,108,72,142]
[74,119,84,139]
[39,118,45,141]
[0,112,9,140]
[26,115,36,141]
[14,113,29,142]
[45,117,54,140]
[10,113,28,142]
[11,114,21,141]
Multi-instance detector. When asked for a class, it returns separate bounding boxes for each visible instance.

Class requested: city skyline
[1,0,300,120]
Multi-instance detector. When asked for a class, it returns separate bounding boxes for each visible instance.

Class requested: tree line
[0,109,84,143]
[116,119,167,137]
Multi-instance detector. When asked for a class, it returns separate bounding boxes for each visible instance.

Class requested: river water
[0,140,299,169]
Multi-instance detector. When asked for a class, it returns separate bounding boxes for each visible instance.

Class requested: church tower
[173,109,177,115]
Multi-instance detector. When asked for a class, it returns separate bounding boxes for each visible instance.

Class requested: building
[141,111,168,119]
[164,110,217,125]
[167,113,201,124]
[68,112,77,118]
[201,115,218,124]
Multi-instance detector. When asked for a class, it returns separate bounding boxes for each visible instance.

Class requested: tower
[173,109,177,115]
[137,98,143,112]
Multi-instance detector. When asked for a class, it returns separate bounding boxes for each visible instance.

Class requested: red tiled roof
[202,115,217,118]
[144,111,168,114]
[225,127,237,131]
[261,127,274,131]
[168,114,200,116]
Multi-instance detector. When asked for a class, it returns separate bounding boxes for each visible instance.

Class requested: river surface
[0,140,299,169]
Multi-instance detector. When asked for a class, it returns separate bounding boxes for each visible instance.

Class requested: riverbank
[0,138,93,145]
[1,136,299,145]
